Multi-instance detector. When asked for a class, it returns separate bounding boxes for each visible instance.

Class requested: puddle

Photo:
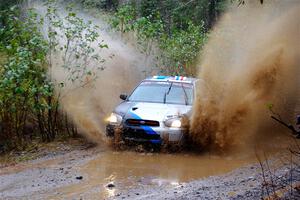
[0,135,295,200]
[49,150,258,199]
[38,132,295,199]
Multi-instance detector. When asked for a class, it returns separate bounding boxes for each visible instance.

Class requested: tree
[0,0,110,150]
[109,1,213,75]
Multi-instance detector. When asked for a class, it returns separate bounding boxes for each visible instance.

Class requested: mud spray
[28,0,157,144]
[190,0,300,151]
[30,0,299,150]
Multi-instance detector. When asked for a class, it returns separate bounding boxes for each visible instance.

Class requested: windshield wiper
[163,82,173,104]
[181,83,188,105]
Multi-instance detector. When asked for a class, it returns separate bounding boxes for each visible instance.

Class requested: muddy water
[52,152,250,199]
[49,133,294,199]
[190,0,300,150]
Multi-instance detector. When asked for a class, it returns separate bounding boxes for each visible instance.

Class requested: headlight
[170,119,182,128]
[164,118,182,128]
[107,113,122,125]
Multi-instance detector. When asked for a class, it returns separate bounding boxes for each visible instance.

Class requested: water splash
[29,0,156,143]
[190,0,300,151]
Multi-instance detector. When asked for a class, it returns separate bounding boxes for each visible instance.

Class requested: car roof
[144,75,198,84]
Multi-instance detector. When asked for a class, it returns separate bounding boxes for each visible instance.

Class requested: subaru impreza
[106,76,198,145]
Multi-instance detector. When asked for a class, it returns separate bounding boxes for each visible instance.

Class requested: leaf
[266,102,274,110]
[15,87,24,94]
[99,44,108,49]
[68,12,76,17]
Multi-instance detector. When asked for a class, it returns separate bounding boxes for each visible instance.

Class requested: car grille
[123,128,161,140]
[126,119,160,127]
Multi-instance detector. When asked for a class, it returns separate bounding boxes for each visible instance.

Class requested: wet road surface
[0,133,297,199]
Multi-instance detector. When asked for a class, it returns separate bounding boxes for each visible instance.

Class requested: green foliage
[132,14,164,55]
[0,0,23,11]
[0,7,48,105]
[109,2,211,75]
[0,6,50,148]
[45,0,108,84]
[80,0,232,75]
[0,1,107,151]
[110,4,137,33]
[140,0,160,18]
[134,14,164,40]
[159,22,207,75]
[81,0,119,11]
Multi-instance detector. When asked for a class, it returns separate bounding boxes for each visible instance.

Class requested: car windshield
[128,81,193,105]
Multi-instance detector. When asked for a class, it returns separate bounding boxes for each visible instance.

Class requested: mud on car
[106,76,199,146]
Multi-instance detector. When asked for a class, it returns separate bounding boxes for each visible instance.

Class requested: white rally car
[106,76,198,145]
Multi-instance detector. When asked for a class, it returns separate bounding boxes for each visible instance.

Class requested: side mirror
[120,94,128,101]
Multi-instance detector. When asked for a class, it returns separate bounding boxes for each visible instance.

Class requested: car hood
[115,101,192,122]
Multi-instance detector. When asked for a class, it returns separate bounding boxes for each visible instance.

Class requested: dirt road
[0,136,299,200]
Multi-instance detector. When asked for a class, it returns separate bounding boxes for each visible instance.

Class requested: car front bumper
[106,124,185,144]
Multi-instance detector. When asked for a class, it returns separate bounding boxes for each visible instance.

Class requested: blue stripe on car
[150,140,161,144]
[128,111,157,135]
